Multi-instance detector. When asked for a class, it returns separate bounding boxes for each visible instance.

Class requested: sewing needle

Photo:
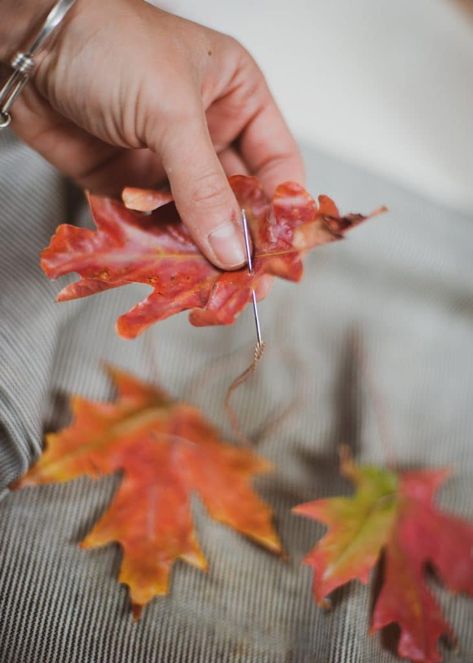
[241,209,263,347]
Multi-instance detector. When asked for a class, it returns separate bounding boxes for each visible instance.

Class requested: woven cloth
[0,128,472,662]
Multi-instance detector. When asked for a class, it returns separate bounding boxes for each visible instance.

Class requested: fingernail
[208,223,246,268]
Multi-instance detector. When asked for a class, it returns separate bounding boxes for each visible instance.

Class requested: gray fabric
[0,127,472,662]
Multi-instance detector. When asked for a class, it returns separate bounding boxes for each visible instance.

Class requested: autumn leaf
[14,367,281,618]
[293,452,473,663]
[40,175,384,338]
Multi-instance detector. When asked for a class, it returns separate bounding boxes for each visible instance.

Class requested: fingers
[155,109,247,270]
[238,80,305,196]
[219,146,250,177]
[206,41,305,196]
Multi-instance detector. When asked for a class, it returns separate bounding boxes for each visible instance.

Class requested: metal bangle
[0,0,76,129]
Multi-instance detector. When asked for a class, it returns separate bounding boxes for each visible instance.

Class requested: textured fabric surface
[0,128,472,662]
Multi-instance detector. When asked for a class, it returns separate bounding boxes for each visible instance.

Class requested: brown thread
[224,341,266,445]
[252,344,308,446]
[184,344,247,399]
[251,299,309,446]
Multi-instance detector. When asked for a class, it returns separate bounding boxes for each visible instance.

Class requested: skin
[0,0,305,269]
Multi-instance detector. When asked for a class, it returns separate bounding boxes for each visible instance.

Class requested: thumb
[156,111,246,270]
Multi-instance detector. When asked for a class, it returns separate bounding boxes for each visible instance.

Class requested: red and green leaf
[294,455,473,663]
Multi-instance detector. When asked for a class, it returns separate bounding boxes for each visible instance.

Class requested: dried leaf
[41,176,384,338]
[293,453,473,663]
[15,367,281,618]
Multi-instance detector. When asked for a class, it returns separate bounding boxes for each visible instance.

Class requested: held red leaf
[293,456,473,663]
[14,367,281,618]
[40,176,384,338]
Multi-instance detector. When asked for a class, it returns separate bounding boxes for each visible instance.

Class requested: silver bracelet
[0,0,76,129]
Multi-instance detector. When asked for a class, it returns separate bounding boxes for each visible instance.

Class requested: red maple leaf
[41,176,383,338]
[14,367,281,618]
[293,453,473,663]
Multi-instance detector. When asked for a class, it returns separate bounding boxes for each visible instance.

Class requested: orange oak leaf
[14,367,281,618]
[40,175,384,338]
[293,453,473,663]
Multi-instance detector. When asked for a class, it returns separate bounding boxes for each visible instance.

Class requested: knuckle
[146,88,196,125]
[189,171,229,208]
[146,107,199,153]
[235,40,260,73]
[224,34,245,53]
[222,34,259,72]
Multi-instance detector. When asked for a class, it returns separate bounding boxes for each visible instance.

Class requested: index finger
[239,85,305,196]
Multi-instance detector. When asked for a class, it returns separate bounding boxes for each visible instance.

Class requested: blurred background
[159,0,473,213]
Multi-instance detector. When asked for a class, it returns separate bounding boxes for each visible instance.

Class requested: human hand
[2,0,304,268]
